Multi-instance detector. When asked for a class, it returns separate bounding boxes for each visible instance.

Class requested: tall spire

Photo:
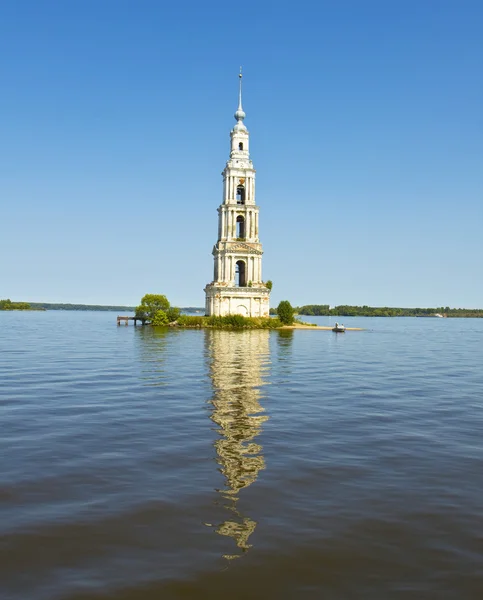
[234,67,246,128]
[238,67,243,112]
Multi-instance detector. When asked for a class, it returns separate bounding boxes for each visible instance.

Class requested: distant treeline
[0,299,34,310]
[27,303,136,311]
[13,302,206,312]
[270,304,483,318]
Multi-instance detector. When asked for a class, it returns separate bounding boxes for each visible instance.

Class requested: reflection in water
[276,328,294,353]
[206,329,270,559]
[135,326,170,385]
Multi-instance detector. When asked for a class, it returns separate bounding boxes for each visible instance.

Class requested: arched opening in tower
[238,142,244,150]
[235,260,246,287]
[236,186,245,205]
[236,216,245,239]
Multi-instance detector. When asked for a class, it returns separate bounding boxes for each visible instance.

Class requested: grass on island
[176,314,283,329]
[172,315,318,330]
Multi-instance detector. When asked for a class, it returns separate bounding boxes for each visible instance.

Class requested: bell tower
[204,71,270,317]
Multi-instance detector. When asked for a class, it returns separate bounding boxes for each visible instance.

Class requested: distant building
[204,72,270,317]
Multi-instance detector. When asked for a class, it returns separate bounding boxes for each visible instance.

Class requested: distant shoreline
[1,301,482,318]
[28,303,137,312]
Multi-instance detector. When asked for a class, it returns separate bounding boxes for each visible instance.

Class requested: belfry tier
[218,144,259,245]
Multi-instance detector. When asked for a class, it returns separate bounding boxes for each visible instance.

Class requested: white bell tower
[204,71,270,317]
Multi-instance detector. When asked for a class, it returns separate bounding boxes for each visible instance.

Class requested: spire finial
[234,68,246,126]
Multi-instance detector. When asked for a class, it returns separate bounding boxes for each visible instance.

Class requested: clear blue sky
[1,0,481,308]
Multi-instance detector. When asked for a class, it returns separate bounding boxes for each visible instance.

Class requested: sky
[0,0,482,308]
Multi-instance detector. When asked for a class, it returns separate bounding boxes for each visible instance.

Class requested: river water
[1,312,482,599]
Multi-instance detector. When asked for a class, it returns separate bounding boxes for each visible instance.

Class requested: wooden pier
[117,316,147,326]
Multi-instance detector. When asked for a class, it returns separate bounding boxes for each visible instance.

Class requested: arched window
[238,142,243,150]
[236,185,245,205]
[235,260,246,287]
[236,215,245,239]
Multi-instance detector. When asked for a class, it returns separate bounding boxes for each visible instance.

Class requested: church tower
[204,71,270,317]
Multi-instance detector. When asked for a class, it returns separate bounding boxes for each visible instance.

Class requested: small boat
[332,322,345,332]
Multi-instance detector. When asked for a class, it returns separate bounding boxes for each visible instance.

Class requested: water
[1,311,482,599]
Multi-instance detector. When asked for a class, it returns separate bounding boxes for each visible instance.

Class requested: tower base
[204,284,270,317]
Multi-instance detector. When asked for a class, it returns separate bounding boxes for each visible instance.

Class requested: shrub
[277,300,295,325]
[267,317,282,328]
[152,310,169,326]
[222,314,247,328]
[207,314,250,329]
[205,315,281,329]
[167,307,180,322]
[265,280,273,291]
[177,315,205,327]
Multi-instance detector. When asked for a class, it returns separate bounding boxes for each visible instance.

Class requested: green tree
[135,294,170,320]
[277,300,294,325]
[0,299,31,310]
[152,309,169,326]
[0,299,12,310]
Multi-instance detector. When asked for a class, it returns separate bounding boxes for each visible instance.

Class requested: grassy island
[132,294,367,330]
[135,294,302,329]
[170,315,360,331]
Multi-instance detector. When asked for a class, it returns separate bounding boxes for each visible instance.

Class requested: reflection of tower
[204,70,270,317]
[206,329,270,559]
